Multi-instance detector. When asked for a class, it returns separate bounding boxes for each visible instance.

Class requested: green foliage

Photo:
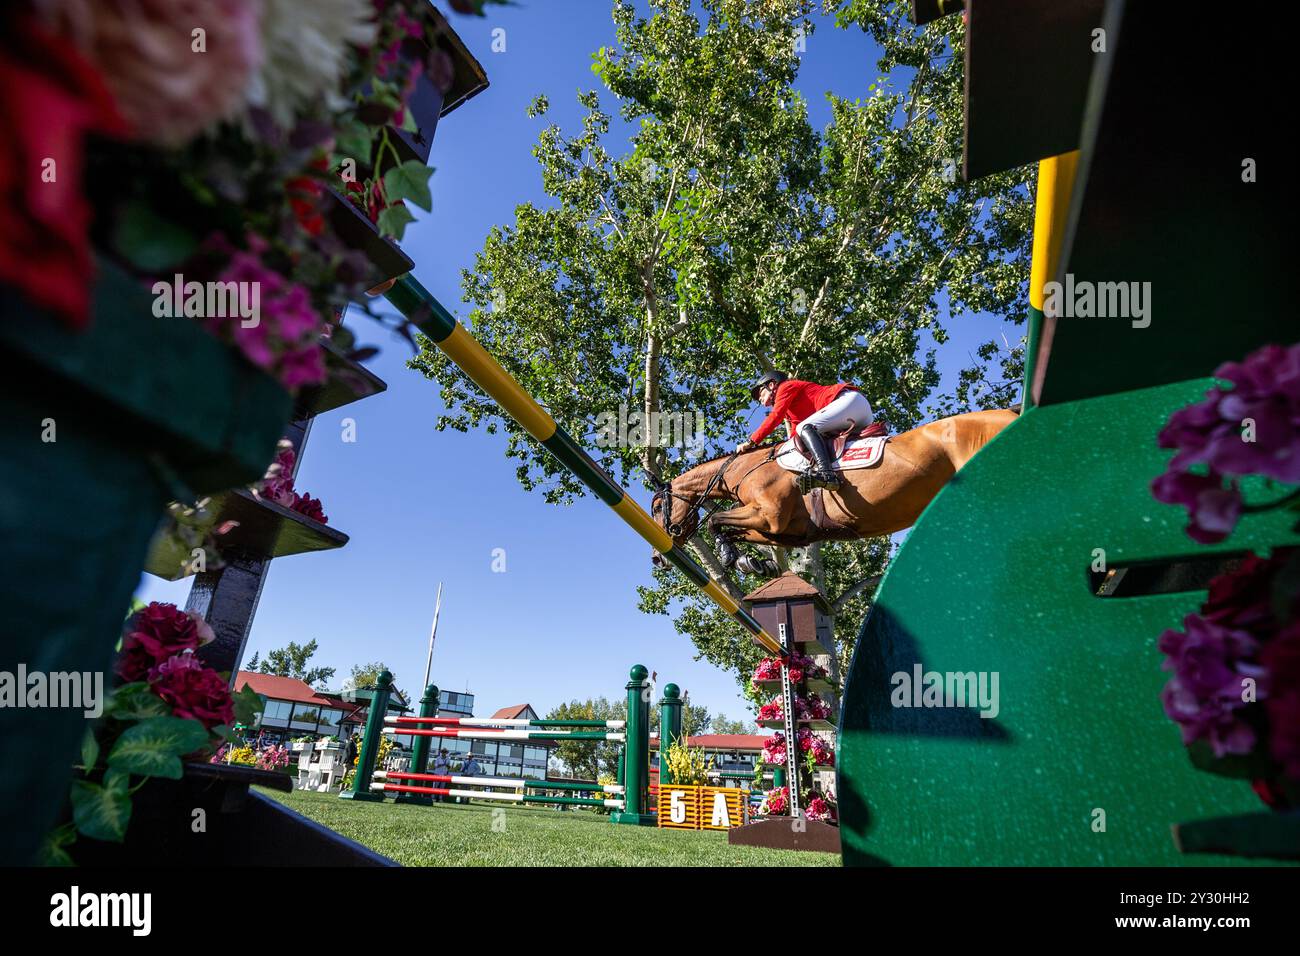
[70,776,132,843]
[710,713,756,735]
[106,716,211,779]
[545,698,625,780]
[410,0,1034,687]
[259,639,336,688]
[662,739,715,786]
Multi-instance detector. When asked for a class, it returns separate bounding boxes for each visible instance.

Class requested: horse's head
[650,482,700,566]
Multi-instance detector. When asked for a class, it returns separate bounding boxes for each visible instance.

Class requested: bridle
[651,445,777,541]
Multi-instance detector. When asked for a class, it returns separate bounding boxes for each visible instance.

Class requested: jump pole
[381,727,625,742]
[369,781,624,809]
[375,770,624,793]
[384,276,786,661]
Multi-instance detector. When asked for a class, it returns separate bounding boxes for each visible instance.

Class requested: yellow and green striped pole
[386,275,787,659]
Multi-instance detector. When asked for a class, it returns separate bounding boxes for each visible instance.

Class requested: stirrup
[797,469,841,494]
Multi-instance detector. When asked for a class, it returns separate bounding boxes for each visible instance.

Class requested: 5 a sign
[658,785,746,830]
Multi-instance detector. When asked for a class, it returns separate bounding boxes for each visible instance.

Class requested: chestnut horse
[652,408,1018,571]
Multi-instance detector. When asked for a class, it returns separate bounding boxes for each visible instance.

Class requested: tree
[258,639,335,688]
[545,697,624,781]
[410,0,1034,691]
[711,713,756,735]
[348,661,407,707]
[245,651,260,671]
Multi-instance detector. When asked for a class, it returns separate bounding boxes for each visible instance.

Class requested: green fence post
[394,683,439,807]
[611,664,656,826]
[340,669,392,802]
[658,683,682,786]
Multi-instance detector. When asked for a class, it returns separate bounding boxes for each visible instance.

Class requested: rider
[737,371,874,489]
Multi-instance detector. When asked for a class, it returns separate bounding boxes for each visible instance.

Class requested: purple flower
[1159,615,1268,757]
[1152,342,1300,542]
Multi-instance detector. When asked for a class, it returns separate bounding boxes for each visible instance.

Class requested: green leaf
[35,824,78,866]
[71,780,132,843]
[335,118,375,165]
[113,201,199,271]
[106,716,210,779]
[80,729,100,771]
[231,684,266,728]
[106,683,171,722]
[382,160,434,212]
[377,203,416,240]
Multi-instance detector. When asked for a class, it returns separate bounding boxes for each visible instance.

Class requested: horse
[651,408,1019,574]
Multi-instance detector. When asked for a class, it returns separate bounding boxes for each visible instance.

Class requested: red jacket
[750,380,859,444]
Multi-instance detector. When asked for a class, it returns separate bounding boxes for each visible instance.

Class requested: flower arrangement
[804,795,837,823]
[762,729,835,768]
[751,651,828,688]
[757,692,833,724]
[42,602,265,863]
[1158,551,1300,806]
[1151,342,1299,543]
[255,442,330,524]
[1151,343,1299,810]
[8,0,505,388]
[661,739,715,787]
[755,785,789,817]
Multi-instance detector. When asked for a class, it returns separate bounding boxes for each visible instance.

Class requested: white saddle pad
[775,435,887,472]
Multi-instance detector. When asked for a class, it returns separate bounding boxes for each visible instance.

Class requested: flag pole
[421,582,443,693]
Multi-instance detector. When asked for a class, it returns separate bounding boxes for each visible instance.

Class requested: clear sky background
[137,1,1021,724]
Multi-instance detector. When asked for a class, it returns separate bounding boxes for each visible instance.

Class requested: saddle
[775,420,889,474]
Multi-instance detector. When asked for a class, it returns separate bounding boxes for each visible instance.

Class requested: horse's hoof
[736,555,780,577]
[716,539,739,568]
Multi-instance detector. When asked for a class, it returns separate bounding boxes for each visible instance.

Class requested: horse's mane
[688,438,786,469]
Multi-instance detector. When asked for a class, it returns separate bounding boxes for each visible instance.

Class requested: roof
[234,671,336,707]
[490,704,534,720]
[648,734,771,752]
[743,572,826,605]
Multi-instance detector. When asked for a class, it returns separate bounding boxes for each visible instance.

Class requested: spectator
[432,749,450,802]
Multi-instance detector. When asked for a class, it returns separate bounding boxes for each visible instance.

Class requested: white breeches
[798,390,874,436]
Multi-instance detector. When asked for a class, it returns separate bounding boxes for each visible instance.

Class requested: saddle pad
[775,435,887,472]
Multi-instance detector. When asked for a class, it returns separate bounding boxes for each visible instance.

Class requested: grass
[259,788,839,867]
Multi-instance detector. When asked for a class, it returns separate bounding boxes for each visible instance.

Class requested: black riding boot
[797,425,841,492]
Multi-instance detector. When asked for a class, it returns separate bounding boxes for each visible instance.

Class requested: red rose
[0,14,127,329]
[117,602,204,681]
[147,654,234,730]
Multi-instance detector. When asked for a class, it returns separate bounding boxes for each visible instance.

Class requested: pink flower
[147,652,235,730]
[208,237,328,391]
[804,796,836,822]
[1152,342,1300,543]
[33,0,264,148]
[117,603,205,681]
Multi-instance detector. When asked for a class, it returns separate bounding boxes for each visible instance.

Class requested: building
[233,672,360,744]
[417,704,550,779]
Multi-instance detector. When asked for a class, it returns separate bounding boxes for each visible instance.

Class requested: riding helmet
[751,370,788,401]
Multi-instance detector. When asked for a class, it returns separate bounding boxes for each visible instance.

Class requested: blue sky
[137,1,1020,724]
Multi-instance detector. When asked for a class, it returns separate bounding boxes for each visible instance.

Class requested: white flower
[245,0,378,129]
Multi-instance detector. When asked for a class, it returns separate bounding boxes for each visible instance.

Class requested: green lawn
[260,788,839,867]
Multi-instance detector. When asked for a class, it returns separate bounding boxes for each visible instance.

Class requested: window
[262,699,293,727]
[289,705,321,731]
[317,708,343,734]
